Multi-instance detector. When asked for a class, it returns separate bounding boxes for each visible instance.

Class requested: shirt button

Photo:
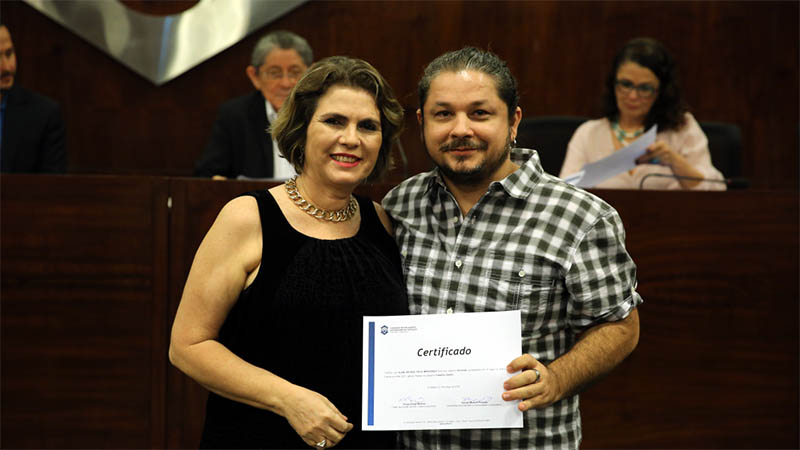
[455,260,463,268]
[446,307,453,314]
[452,216,459,223]
[518,270,526,278]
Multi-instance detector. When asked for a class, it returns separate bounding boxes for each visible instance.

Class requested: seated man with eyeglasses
[194,30,312,180]
[560,37,725,190]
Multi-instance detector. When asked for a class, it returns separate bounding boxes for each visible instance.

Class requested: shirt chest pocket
[485,267,556,310]
[481,250,563,332]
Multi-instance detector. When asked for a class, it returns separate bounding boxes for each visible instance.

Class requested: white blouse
[560,113,726,190]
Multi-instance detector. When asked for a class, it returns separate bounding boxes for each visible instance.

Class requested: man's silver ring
[533,368,541,384]
[315,439,327,448]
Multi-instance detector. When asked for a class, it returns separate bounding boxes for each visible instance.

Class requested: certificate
[362,310,523,431]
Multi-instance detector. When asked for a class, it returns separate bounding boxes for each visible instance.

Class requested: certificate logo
[381,325,389,335]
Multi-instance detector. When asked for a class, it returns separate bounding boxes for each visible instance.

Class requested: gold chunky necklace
[284,176,358,222]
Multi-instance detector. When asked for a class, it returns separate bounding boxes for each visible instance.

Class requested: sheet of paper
[565,125,657,188]
[362,310,523,431]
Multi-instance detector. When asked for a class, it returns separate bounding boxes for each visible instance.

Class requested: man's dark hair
[418,47,519,121]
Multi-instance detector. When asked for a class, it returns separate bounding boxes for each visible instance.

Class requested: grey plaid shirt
[382,148,643,450]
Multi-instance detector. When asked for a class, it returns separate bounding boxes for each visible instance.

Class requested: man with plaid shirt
[382,47,642,449]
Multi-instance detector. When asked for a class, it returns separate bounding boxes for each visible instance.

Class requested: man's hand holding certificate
[362,310,523,430]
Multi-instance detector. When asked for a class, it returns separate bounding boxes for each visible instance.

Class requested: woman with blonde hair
[170,56,407,449]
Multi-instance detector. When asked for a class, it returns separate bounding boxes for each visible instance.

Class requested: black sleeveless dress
[199,190,408,449]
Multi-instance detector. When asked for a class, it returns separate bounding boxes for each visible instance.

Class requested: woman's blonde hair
[271,56,404,182]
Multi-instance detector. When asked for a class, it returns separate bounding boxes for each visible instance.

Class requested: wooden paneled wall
[1,175,798,448]
[1,1,798,189]
[1,175,170,448]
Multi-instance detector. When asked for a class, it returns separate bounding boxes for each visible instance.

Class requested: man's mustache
[440,137,488,152]
[0,71,14,78]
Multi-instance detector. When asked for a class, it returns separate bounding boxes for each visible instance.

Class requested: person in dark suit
[194,30,312,180]
[0,24,66,174]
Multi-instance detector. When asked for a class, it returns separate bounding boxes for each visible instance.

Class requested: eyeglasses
[615,79,659,98]
[260,67,304,81]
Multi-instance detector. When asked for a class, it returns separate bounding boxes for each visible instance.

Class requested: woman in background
[560,37,725,190]
[170,56,407,449]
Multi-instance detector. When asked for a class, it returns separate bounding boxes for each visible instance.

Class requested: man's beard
[433,133,513,186]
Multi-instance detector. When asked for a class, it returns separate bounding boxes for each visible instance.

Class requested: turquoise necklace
[611,120,644,144]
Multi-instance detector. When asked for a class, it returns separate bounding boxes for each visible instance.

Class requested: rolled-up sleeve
[565,209,643,332]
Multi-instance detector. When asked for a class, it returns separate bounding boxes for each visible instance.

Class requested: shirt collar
[496,147,545,198]
[265,98,278,123]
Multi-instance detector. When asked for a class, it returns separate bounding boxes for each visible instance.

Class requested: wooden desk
[2,175,797,448]
[580,189,799,448]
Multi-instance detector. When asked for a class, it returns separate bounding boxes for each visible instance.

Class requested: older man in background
[194,30,312,180]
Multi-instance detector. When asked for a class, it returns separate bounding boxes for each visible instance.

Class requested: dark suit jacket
[194,91,275,178]
[1,85,67,173]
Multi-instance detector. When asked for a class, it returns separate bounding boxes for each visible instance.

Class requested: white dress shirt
[266,100,297,180]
